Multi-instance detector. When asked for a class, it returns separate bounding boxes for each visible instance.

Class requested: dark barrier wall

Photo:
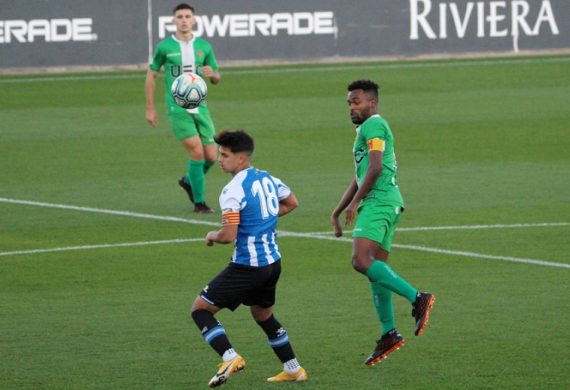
[0,1,148,67]
[0,0,568,69]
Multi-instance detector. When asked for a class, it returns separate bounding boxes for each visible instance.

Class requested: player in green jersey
[331,79,435,366]
[145,3,220,213]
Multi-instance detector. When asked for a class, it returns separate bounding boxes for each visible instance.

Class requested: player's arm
[145,69,159,126]
[205,209,239,246]
[201,66,221,84]
[344,149,382,226]
[205,224,238,246]
[331,179,358,237]
[278,192,298,217]
[201,45,221,84]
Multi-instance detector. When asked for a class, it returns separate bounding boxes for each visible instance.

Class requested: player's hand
[145,108,158,127]
[344,201,358,226]
[200,66,221,84]
[205,231,216,246]
[331,213,343,237]
[200,66,214,77]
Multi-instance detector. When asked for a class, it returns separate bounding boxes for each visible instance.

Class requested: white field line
[279,231,570,269]
[1,197,569,269]
[398,222,570,231]
[226,56,570,75]
[0,238,204,257]
[305,222,570,236]
[0,56,568,84]
[391,243,570,269]
[0,197,218,227]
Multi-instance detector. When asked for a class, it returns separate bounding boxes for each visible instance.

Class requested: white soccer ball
[171,72,208,109]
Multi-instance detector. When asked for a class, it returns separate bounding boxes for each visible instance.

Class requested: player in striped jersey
[191,130,308,387]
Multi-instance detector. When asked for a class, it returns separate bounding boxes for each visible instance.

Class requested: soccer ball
[171,72,208,109]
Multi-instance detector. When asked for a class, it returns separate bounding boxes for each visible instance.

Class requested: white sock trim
[284,358,301,374]
[222,348,237,361]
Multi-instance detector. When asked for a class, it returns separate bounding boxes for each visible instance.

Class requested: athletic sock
[191,309,233,357]
[283,358,301,374]
[203,160,215,174]
[256,315,296,363]
[366,260,418,303]
[371,282,396,336]
[222,348,238,361]
[186,159,206,203]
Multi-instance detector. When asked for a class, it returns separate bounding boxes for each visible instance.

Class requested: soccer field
[1,55,569,388]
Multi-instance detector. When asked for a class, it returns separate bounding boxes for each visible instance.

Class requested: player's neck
[231,163,251,177]
[175,31,193,41]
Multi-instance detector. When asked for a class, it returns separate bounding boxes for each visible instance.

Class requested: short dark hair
[347,79,379,100]
[173,3,194,13]
[215,130,255,155]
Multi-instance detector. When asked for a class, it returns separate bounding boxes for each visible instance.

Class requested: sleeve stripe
[222,211,240,225]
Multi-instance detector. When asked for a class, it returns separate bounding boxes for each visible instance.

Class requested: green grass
[1,55,569,389]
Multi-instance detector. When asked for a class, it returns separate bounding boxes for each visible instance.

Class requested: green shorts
[167,106,216,144]
[352,202,403,252]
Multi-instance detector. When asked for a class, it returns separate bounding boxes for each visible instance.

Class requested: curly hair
[214,130,255,155]
[347,79,379,99]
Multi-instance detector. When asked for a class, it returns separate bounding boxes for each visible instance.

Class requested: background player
[331,79,435,366]
[145,3,220,213]
[191,130,308,387]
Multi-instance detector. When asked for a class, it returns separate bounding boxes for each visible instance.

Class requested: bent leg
[371,283,395,336]
[251,305,302,374]
[366,261,417,303]
[191,296,235,359]
[351,240,397,335]
[352,238,417,303]
[203,143,217,174]
[351,237,379,274]
[181,136,207,203]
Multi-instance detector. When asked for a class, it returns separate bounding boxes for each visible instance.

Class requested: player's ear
[239,153,249,164]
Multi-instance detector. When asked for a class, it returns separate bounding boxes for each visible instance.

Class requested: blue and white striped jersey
[219,167,291,267]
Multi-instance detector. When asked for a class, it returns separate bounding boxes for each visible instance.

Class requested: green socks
[186,159,205,203]
[203,160,215,174]
[371,283,395,336]
[366,260,417,303]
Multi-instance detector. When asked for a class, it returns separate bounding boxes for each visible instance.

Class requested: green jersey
[353,114,404,207]
[149,35,219,113]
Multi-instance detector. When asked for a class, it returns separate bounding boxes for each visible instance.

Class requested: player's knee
[190,296,208,313]
[250,305,273,322]
[351,255,368,274]
[204,149,217,163]
[182,139,204,159]
[188,149,204,160]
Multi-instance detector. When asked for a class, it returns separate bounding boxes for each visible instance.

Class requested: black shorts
[199,261,282,311]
